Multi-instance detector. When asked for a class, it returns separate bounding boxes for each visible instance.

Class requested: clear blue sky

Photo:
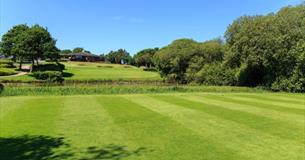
[0,0,302,55]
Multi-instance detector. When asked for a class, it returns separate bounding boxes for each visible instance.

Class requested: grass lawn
[0,62,161,82]
[0,92,304,160]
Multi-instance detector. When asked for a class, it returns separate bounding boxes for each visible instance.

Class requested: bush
[271,73,305,93]
[34,63,65,72]
[195,63,237,86]
[0,83,4,94]
[143,68,157,72]
[271,52,305,93]
[235,63,267,87]
[0,68,18,76]
[32,71,64,83]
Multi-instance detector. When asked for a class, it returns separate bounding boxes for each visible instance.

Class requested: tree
[186,39,224,82]
[106,49,132,64]
[0,24,30,69]
[154,39,224,83]
[99,54,106,62]
[134,48,158,67]
[224,4,305,87]
[1,24,60,72]
[60,49,72,54]
[73,47,84,53]
[153,39,200,83]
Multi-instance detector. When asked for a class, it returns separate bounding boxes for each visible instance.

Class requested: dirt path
[0,65,30,78]
[0,72,28,78]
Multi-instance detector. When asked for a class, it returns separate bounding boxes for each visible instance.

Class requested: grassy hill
[0,92,304,160]
[0,62,161,82]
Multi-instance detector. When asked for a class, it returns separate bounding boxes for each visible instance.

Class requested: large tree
[224,4,305,86]
[153,39,199,83]
[0,24,29,69]
[60,49,72,54]
[106,49,132,64]
[72,47,84,53]
[0,24,60,71]
[134,48,158,68]
[153,39,224,83]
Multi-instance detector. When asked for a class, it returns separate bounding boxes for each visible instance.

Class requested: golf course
[1,1,305,160]
[1,92,304,160]
[0,62,161,82]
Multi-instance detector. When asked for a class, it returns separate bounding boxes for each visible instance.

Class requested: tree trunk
[19,58,23,70]
[30,58,34,73]
[36,59,39,66]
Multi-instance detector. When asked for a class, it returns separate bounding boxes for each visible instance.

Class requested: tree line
[1,4,304,92]
[140,4,305,92]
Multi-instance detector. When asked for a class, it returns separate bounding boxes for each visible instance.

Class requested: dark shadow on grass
[0,135,151,160]
[62,72,74,78]
[0,135,73,160]
[81,144,151,160]
[15,68,30,72]
[97,66,114,68]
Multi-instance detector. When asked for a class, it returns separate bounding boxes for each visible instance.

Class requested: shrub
[271,73,305,93]
[34,63,65,72]
[32,71,64,83]
[235,63,267,87]
[0,83,4,94]
[143,68,157,72]
[0,68,18,76]
[271,51,305,93]
[195,63,237,86]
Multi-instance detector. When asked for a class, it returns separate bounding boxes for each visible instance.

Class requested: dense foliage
[134,48,158,68]
[154,39,224,83]
[153,4,305,92]
[0,24,60,71]
[32,71,64,83]
[72,47,84,53]
[224,4,305,92]
[106,49,132,64]
[33,62,65,72]
[0,83,3,94]
[60,49,72,54]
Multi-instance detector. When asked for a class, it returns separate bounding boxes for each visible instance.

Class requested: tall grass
[0,85,267,97]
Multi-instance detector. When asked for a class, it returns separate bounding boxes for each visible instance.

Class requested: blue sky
[0,0,302,55]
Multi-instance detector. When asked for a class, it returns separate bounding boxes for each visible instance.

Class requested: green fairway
[63,62,161,81]
[0,92,304,160]
[0,62,161,82]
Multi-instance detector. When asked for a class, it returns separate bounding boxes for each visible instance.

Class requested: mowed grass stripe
[153,95,303,143]
[236,94,305,106]
[196,93,305,116]
[0,97,63,136]
[228,94,305,110]
[53,96,139,159]
[226,95,305,115]
[188,94,304,130]
[261,94,305,103]
[98,96,245,160]
[133,95,303,160]
[0,97,31,120]
[59,96,127,146]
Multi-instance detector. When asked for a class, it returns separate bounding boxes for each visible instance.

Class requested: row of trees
[0,24,60,71]
[60,47,92,54]
[140,4,305,92]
